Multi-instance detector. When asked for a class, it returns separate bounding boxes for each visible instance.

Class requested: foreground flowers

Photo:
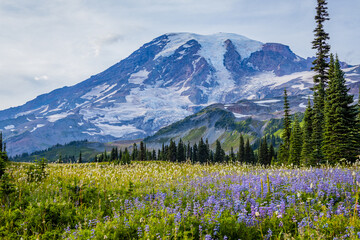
[1,162,360,239]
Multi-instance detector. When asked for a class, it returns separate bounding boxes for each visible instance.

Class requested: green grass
[183,126,207,142]
[1,161,360,239]
[216,131,254,152]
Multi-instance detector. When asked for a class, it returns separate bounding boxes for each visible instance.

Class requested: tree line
[95,134,280,165]
[277,0,360,166]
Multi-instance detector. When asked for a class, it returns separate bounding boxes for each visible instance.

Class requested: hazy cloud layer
[0,0,359,109]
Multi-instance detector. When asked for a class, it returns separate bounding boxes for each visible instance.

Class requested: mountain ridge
[0,32,359,156]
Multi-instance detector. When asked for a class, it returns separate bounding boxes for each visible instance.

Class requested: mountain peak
[1,32,359,156]
[156,32,263,60]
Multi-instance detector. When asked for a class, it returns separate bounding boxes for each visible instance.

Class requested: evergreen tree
[244,139,251,164]
[288,117,303,166]
[311,0,331,164]
[192,143,198,163]
[0,132,2,152]
[0,133,8,163]
[198,138,208,163]
[230,147,235,162]
[164,145,169,160]
[358,87,360,121]
[0,149,14,200]
[237,134,245,162]
[206,139,210,159]
[152,149,156,160]
[121,148,131,165]
[78,151,82,164]
[161,143,165,161]
[110,147,117,161]
[209,150,214,163]
[258,136,270,165]
[147,151,152,161]
[119,149,123,162]
[177,139,186,162]
[269,143,275,164]
[214,140,225,163]
[301,97,314,165]
[323,56,360,163]
[187,142,192,160]
[58,154,63,164]
[357,87,360,146]
[104,149,108,161]
[279,89,291,163]
[132,143,138,160]
[139,141,146,161]
[312,0,330,103]
[0,155,6,179]
[168,140,177,162]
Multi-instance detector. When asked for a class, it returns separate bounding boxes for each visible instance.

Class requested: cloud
[0,0,359,110]
[92,34,125,56]
[34,75,49,81]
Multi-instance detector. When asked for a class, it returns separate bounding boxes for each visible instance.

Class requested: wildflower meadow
[1,161,360,239]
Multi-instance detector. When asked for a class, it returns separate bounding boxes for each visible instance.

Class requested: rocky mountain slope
[144,95,308,150]
[1,32,359,156]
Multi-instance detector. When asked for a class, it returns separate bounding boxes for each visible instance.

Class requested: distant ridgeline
[9,112,305,165]
[10,140,98,163]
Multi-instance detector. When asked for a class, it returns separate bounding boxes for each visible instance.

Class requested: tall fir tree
[244,139,251,164]
[0,132,2,152]
[192,143,198,163]
[132,143,138,160]
[323,56,360,163]
[187,142,192,160]
[78,151,82,163]
[161,143,165,161]
[214,140,225,163]
[121,148,131,164]
[311,0,331,164]
[288,117,303,166]
[152,149,156,160]
[119,149,123,161]
[168,140,177,162]
[258,136,269,165]
[301,97,314,165]
[139,141,146,161]
[357,87,360,136]
[279,89,291,164]
[177,139,186,162]
[198,138,208,163]
[237,134,245,162]
[0,133,8,163]
[323,54,336,162]
[269,143,275,164]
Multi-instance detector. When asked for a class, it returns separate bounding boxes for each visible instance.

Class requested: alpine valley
[2,33,360,156]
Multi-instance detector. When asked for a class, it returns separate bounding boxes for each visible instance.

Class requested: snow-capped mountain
[1,32,359,156]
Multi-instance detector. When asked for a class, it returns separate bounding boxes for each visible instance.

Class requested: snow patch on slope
[97,124,145,138]
[47,113,74,122]
[4,125,15,130]
[30,124,45,133]
[233,113,252,118]
[81,84,117,100]
[128,69,150,84]
[254,99,281,104]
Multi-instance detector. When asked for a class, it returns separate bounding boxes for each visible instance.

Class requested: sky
[0,0,359,110]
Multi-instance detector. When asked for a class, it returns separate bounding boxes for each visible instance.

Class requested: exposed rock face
[0,32,358,156]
